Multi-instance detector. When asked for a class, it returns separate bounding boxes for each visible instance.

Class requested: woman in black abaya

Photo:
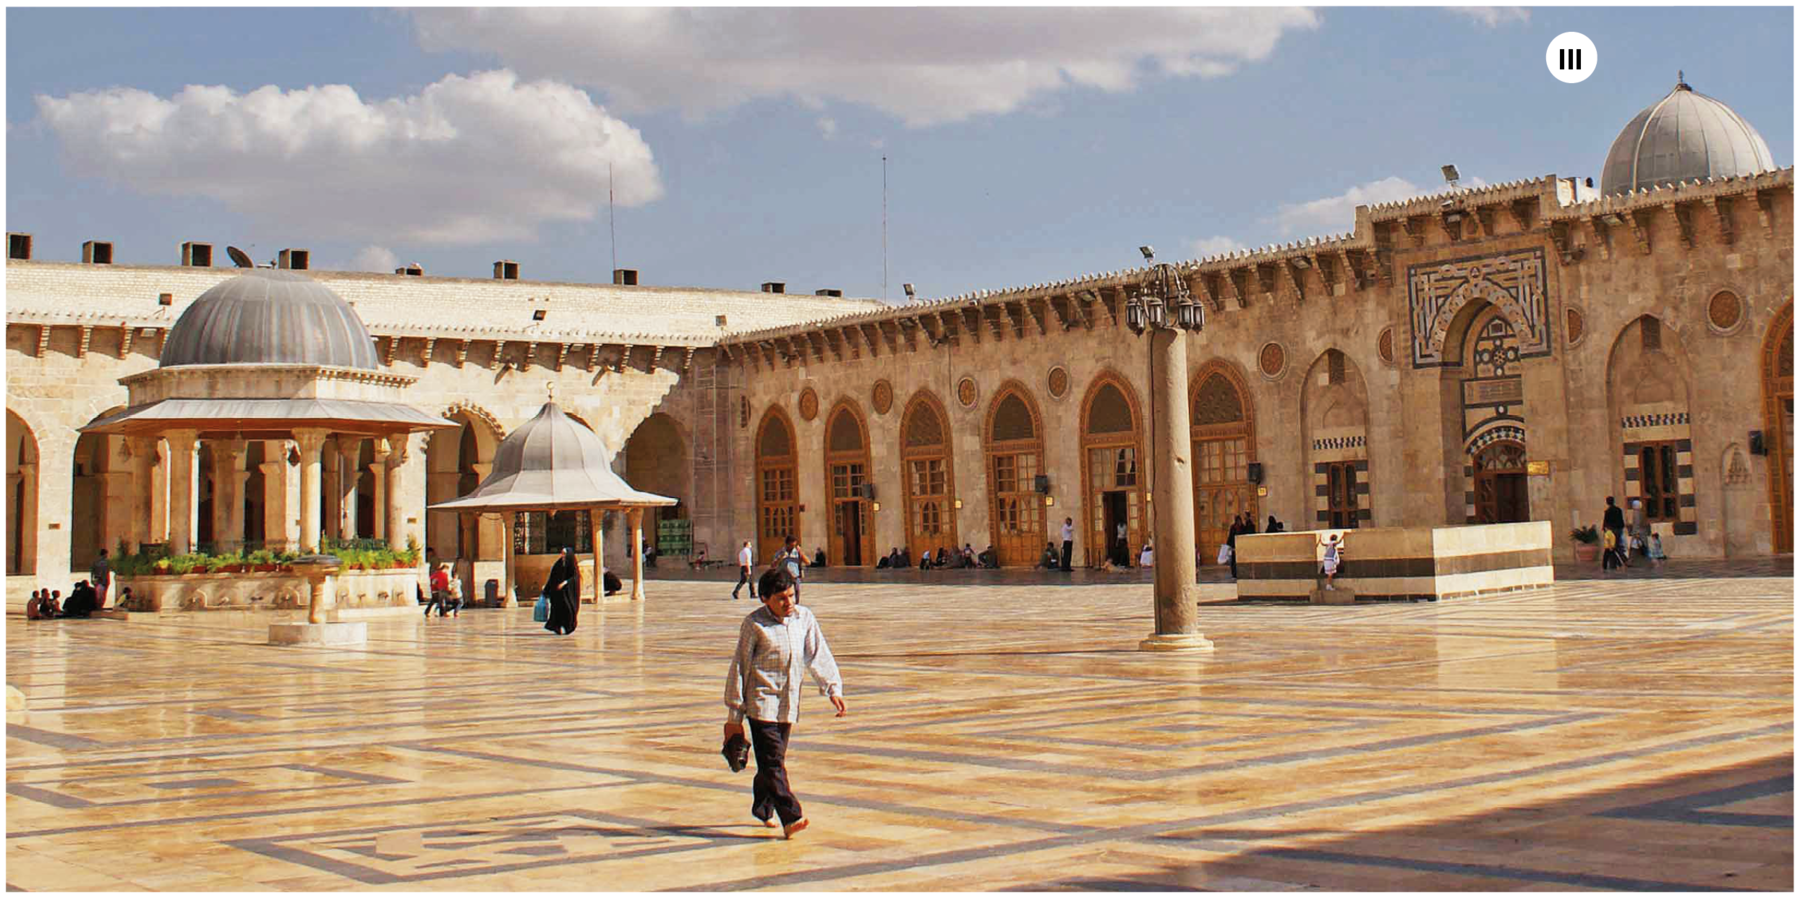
[543,546,582,635]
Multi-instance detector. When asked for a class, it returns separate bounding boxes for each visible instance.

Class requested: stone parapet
[119,568,423,614]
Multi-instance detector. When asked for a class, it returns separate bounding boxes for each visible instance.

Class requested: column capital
[292,428,329,455]
[165,429,199,451]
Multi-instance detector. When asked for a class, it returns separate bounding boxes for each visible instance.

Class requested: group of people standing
[1222,514,1284,579]
[1600,496,1668,570]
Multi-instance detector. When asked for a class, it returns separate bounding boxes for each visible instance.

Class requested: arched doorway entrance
[624,413,690,558]
[755,407,799,563]
[824,400,873,567]
[425,408,502,564]
[1763,301,1793,553]
[900,391,957,563]
[985,382,1046,567]
[7,410,39,576]
[1472,440,1530,523]
[1606,314,1696,538]
[1079,373,1144,567]
[1303,349,1374,529]
[1190,364,1256,565]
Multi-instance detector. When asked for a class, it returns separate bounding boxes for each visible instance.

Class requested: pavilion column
[321,437,341,540]
[165,429,198,555]
[126,437,155,553]
[369,438,391,543]
[590,506,605,603]
[628,507,646,602]
[220,439,249,553]
[294,428,329,553]
[259,440,291,552]
[339,439,362,540]
[501,511,517,607]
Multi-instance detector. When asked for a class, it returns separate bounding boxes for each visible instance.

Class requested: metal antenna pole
[609,162,618,276]
[882,155,889,301]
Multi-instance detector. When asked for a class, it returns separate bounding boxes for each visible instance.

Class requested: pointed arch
[900,389,957,561]
[1762,300,1793,552]
[1188,359,1258,565]
[1078,370,1145,567]
[1302,348,1374,529]
[71,406,130,571]
[427,404,507,565]
[1606,314,1698,537]
[755,405,800,563]
[984,380,1046,567]
[7,410,40,575]
[822,398,873,566]
[624,413,689,557]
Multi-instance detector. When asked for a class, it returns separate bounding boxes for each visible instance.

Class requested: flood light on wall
[1044,496,1055,507]
[953,498,963,510]
[871,501,881,512]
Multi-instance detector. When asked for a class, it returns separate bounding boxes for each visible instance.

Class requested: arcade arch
[1078,372,1144,567]
[7,411,39,575]
[1189,363,1257,565]
[1606,314,1698,539]
[425,408,503,565]
[755,407,800,563]
[985,382,1046,567]
[624,413,689,556]
[899,390,957,563]
[823,400,873,567]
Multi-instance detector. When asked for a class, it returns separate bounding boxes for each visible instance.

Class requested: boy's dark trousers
[747,719,802,825]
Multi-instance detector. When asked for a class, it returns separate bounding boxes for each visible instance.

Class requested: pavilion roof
[429,401,675,513]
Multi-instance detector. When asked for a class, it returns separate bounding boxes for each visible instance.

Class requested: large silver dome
[1600,77,1777,196]
[160,269,381,370]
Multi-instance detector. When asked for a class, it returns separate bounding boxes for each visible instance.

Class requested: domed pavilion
[1600,74,1778,195]
[83,269,454,555]
[431,400,675,604]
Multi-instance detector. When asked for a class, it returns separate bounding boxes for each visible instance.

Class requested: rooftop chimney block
[815,288,843,297]
[396,264,424,277]
[761,282,786,294]
[278,248,309,270]
[82,240,114,265]
[494,260,520,280]
[613,268,639,286]
[7,233,32,261]
[181,242,213,267]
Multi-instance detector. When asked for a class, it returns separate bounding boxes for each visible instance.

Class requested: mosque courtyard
[5,562,1793,891]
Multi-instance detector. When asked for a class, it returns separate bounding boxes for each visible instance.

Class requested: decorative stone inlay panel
[739,396,750,429]
[1047,365,1070,400]
[1566,306,1586,347]
[1708,290,1745,335]
[798,387,819,422]
[957,376,978,409]
[1378,327,1395,366]
[871,379,894,415]
[1408,248,1550,368]
[1258,342,1286,379]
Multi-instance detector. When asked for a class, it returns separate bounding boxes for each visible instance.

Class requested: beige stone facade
[6,170,1794,599]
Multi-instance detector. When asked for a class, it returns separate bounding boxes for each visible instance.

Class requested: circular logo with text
[1546,32,1596,84]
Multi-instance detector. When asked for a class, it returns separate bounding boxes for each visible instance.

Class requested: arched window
[984,382,1046,567]
[823,401,873,566]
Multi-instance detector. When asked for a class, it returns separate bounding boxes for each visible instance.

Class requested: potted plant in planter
[1569,525,1601,563]
[248,549,279,573]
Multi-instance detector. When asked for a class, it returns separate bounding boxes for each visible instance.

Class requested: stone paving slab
[5,571,1793,891]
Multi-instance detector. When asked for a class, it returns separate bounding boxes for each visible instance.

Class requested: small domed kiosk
[430,400,675,604]
[84,269,455,558]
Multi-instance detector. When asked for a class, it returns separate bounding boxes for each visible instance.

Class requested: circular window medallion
[956,376,978,409]
[1707,290,1745,335]
[1377,327,1395,366]
[1565,307,1586,347]
[871,379,894,415]
[798,387,819,422]
[1047,365,1070,400]
[1258,342,1286,379]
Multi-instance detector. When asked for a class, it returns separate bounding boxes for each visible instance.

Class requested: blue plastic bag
[532,593,549,623]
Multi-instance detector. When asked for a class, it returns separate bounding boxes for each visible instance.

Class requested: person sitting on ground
[1139,543,1155,568]
[918,548,932,570]
[812,547,828,568]
[980,545,999,569]
[875,552,891,570]
[932,546,950,569]
[61,581,97,618]
[1648,531,1668,566]
[897,547,911,569]
[603,567,623,596]
[116,586,134,612]
[45,590,62,618]
[1036,543,1060,569]
[25,590,44,621]
[1267,515,1283,534]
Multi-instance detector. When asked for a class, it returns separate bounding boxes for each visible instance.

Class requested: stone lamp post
[1126,247,1215,653]
[270,553,366,646]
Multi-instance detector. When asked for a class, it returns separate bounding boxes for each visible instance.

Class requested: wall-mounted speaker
[1247,462,1264,484]
[1750,430,1768,456]
[1034,474,1051,494]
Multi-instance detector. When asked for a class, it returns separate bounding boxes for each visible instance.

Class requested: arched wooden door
[1190,365,1257,565]
[985,382,1047,567]
[1764,301,1794,553]
[1472,440,1530,524]
[824,401,873,567]
[755,407,800,563]
[1079,373,1144,567]
[901,391,957,562]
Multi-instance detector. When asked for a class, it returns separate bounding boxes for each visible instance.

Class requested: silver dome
[160,269,381,370]
[1600,77,1777,196]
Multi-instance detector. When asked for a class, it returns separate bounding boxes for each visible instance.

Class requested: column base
[1138,632,1215,652]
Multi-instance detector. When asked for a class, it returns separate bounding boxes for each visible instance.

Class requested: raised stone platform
[1238,521,1554,602]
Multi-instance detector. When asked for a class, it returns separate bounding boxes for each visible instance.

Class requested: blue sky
[7,7,1792,302]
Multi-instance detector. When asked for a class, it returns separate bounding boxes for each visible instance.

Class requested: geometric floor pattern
[6,562,1792,890]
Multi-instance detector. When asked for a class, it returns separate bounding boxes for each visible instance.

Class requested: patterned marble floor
[6,566,1793,891]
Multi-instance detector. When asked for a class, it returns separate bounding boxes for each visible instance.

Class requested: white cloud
[411,9,1321,126]
[35,70,662,245]
[1449,7,1530,27]
[348,245,399,273]
[1190,235,1249,259]
[1275,176,1425,236]
[817,117,838,140]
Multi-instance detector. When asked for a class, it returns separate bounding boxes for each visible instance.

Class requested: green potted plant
[1569,525,1601,563]
[248,549,278,573]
